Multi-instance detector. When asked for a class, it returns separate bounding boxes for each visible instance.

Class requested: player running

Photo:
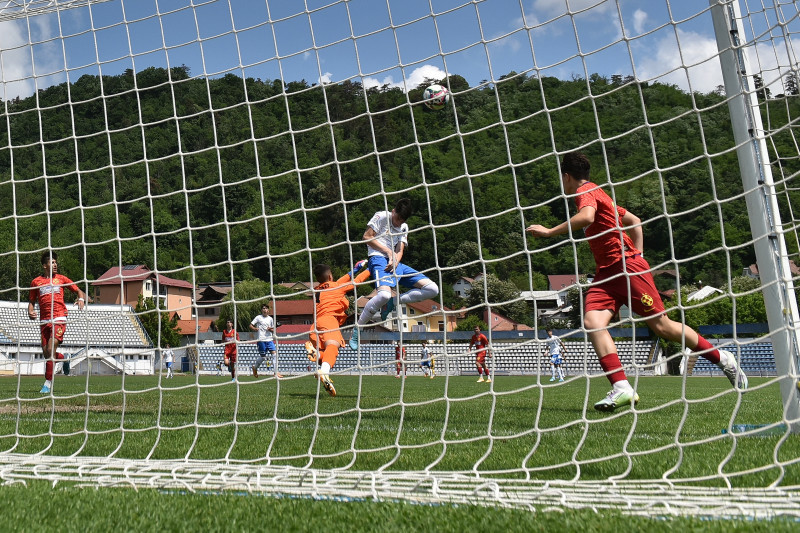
[349,198,439,350]
[28,251,88,394]
[526,151,748,412]
[469,326,492,383]
[250,304,282,378]
[545,329,566,382]
[394,341,407,378]
[222,319,239,382]
[305,260,370,397]
[420,340,435,378]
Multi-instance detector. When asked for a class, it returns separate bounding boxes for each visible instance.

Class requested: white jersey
[366,210,408,258]
[546,335,562,356]
[251,314,274,342]
[421,346,431,361]
[164,349,174,364]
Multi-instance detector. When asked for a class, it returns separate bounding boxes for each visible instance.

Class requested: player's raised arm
[526,206,595,239]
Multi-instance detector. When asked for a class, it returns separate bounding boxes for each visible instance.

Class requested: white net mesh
[1,0,800,518]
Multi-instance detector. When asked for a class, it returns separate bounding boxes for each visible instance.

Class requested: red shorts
[40,322,66,346]
[224,350,237,364]
[585,255,665,317]
[476,351,487,364]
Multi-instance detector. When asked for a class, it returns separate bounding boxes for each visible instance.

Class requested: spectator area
[0,301,152,349]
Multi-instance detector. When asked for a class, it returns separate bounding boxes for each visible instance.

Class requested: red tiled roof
[276,323,311,344]
[405,299,451,314]
[482,309,533,331]
[176,319,214,334]
[548,274,578,291]
[92,265,193,289]
[273,299,314,316]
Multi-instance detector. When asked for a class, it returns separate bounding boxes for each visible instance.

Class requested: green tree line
[1,67,798,303]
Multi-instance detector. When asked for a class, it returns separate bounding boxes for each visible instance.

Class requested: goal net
[1,0,800,518]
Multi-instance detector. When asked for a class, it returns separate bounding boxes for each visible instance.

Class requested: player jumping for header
[306,259,370,397]
[526,151,747,412]
[28,251,88,394]
[349,198,439,350]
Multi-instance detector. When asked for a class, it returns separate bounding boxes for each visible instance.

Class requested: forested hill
[1,66,798,295]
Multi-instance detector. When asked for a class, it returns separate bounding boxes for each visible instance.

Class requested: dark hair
[261,304,269,310]
[313,264,332,283]
[226,319,233,325]
[561,151,591,180]
[41,250,57,265]
[393,198,413,222]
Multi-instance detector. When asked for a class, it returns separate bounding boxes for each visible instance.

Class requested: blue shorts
[257,341,276,355]
[166,362,173,369]
[550,355,563,366]
[420,360,432,368]
[368,256,429,289]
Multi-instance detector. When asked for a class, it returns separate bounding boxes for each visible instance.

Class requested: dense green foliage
[134,295,180,348]
[2,67,799,300]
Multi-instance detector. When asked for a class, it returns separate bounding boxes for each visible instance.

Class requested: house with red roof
[91,265,195,320]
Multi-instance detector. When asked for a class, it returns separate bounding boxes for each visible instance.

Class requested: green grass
[0,374,798,528]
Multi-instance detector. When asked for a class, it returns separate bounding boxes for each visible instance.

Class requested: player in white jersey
[420,340,435,378]
[249,304,282,378]
[544,329,565,382]
[349,198,439,349]
[163,344,175,379]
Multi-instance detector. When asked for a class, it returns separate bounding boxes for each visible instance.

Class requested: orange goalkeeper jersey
[314,269,371,326]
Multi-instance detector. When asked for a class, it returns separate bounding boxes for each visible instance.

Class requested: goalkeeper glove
[348,259,367,279]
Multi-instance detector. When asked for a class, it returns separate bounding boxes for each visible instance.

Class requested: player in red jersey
[28,251,88,394]
[305,259,370,396]
[526,151,748,411]
[469,326,492,383]
[394,341,407,378]
[222,319,240,382]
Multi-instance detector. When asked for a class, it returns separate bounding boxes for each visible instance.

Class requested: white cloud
[1,17,66,100]
[319,71,332,84]
[362,64,446,92]
[632,9,647,35]
[635,28,723,93]
[533,0,613,16]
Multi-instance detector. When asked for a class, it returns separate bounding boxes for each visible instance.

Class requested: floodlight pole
[711,0,800,431]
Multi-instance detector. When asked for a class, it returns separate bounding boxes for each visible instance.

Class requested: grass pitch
[0,374,798,530]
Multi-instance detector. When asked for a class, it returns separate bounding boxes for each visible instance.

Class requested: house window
[438,321,444,331]
[204,307,216,316]
[145,281,152,291]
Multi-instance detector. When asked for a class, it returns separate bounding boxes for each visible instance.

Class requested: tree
[785,72,799,96]
[463,274,530,325]
[455,314,488,332]
[135,296,181,348]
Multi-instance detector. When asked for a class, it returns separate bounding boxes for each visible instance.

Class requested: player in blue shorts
[349,198,439,349]
[419,340,435,378]
[249,304,282,378]
[544,329,565,382]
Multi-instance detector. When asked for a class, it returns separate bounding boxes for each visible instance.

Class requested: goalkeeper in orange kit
[306,259,370,397]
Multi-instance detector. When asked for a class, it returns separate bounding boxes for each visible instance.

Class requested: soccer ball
[422,84,450,110]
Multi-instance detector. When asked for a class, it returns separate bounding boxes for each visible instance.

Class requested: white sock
[558,368,564,379]
[358,291,391,325]
[399,282,439,304]
[44,379,52,388]
[320,362,331,374]
[613,380,633,392]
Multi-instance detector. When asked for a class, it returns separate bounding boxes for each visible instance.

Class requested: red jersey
[222,328,239,355]
[470,333,489,351]
[395,345,407,359]
[29,274,79,322]
[574,182,640,271]
[314,269,371,326]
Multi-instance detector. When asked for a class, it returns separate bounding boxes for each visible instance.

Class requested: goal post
[711,0,800,431]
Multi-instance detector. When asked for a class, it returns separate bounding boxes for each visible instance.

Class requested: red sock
[45,360,54,381]
[694,335,721,364]
[599,353,627,385]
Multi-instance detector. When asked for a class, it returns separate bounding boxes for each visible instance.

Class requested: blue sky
[1,0,798,100]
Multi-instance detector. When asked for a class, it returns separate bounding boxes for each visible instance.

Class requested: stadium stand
[196,339,661,377]
[0,301,154,375]
[690,340,776,377]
